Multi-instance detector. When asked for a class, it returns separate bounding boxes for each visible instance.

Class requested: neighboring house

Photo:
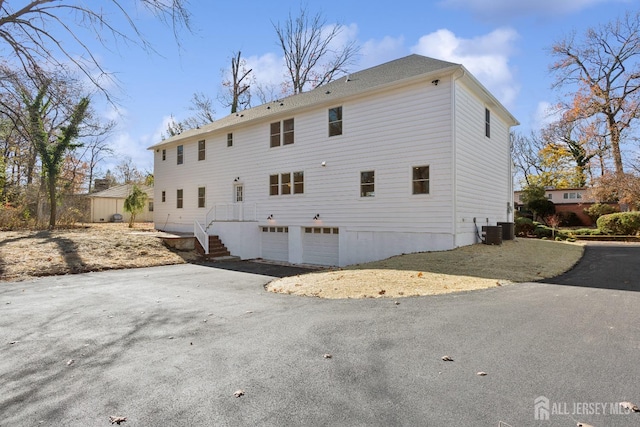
[514,188,597,225]
[149,54,519,266]
[88,184,154,223]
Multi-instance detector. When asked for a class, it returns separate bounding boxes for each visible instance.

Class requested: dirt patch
[1,226,584,299]
[266,239,584,299]
[0,223,195,282]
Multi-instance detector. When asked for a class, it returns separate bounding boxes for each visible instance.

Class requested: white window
[412,166,429,194]
[177,145,183,165]
[198,187,205,208]
[270,118,294,147]
[198,140,205,161]
[360,171,375,197]
[329,106,342,136]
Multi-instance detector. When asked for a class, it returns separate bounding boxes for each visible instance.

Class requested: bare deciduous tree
[182,92,216,129]
[0,0,192,101]
[550,10,640,177]
[220,51,253,114]
[273,6,359,94]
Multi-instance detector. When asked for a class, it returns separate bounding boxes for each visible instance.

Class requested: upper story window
[270,118,294,147]
[269,171,304,195]
[177,145,184,165]
[161,191,166,202]
[148,201,154,212]
[162,149,166,161]
[176,189,183,208]
[412,166,430,194]
[329,106,342,136]
[227,133,233,147]
[269,174,279,196]
[485,108,491,138]
[361,171,375,197]
[198,140,205,161]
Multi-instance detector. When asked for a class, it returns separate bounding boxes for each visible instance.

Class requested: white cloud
[438,0,620,20]
[359,36,407,69]
[411,28,520,107]
[532,101,562,130]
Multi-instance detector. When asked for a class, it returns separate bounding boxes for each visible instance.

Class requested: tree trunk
[607,114,624,176]
[48,174,57,229]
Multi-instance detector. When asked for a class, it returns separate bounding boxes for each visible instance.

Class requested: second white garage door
[303,227,339,266]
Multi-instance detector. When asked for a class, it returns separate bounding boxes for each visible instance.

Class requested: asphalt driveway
[1,246,640,426]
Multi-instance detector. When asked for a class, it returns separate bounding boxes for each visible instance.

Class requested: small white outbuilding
[88,184,154,223]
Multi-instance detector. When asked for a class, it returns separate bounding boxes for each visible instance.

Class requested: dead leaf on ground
[620,401,640,412]
[577,423,594,427]
[234,389,245,398]
[378,290,386,295]
[476,371,487,376]
[66,359,74,366]
[109,415,127,425]
[323,353,332,359]
[441,355,454,362]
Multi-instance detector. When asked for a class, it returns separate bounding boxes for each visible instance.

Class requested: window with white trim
[360,171,375,197]
[177,145,184,165]
[198,187,205,208]
[198,140,205,161]
[269,172,304,195]
[270,118,294,147]
[176,189,183,208]
[412,166,430,194]
[329,106,342,136]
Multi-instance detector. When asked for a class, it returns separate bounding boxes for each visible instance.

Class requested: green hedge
[596,212,640,235]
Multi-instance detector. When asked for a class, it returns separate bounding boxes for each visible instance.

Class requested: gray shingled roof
[87,184,154,199]
[148,55,461,149]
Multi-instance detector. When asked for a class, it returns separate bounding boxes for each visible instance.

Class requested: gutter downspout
[451,67,466,247]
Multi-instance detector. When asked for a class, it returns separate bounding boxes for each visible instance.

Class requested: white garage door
[303,227,339,266]
[261,227,289,262]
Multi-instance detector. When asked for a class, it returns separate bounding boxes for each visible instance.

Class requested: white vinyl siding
[152,79,455,234]
[453,80,512,244]
[151,62,517,266]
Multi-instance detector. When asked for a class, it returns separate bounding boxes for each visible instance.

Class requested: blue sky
[92,0,634,175]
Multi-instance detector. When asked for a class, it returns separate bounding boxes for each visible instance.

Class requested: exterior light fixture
[313,214,320,220]
[267,214,274,220]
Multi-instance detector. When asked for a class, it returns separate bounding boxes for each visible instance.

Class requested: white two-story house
[149,54,519,266]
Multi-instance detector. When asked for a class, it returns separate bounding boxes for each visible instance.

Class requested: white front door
[233,184,244,220]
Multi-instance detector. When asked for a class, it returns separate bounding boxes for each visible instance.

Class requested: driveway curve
[1,255,639,426]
